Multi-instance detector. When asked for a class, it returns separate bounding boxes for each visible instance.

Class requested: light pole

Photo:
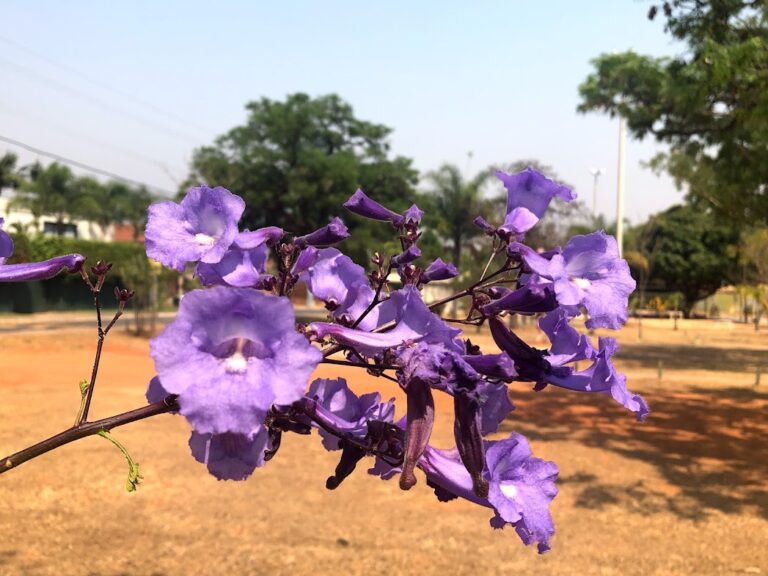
[588,167,605,219]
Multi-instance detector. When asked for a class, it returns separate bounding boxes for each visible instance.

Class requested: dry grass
[0,317,766,575]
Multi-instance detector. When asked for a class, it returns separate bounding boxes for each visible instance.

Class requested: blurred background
[0,1,766,575]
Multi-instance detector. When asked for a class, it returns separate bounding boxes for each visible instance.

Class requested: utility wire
[0,56,203,144]
[0,133,176,196]
[0,101,186,179]
[0,34,217,137]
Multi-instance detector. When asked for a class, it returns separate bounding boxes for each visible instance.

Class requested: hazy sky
[0,1,686,224]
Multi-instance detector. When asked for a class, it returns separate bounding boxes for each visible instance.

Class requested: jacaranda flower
[189,429,272,481]
[196,227,282,288]
[310,286,461,356]
[307,377,395,450]
[146,185,245,272]
[509,231,636,329]
[150,286,322,436]
[417,432,558,553]
[496,167,575,237]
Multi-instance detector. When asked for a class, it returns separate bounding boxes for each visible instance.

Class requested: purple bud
[391,245,421,267]
[90,260,113,276]
[482,286,558,317]
[0,254,86,283]
[399,378,435,491]
[0,218,14,265]
[235,227,284,248]
[473,216,496,236]
[344,189,404,226]
[421,258,459,283]
[295,217,350,247]
[403,204,424,225]
[453,388,488,498]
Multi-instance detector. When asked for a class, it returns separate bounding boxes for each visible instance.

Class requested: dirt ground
[0,316,766,576]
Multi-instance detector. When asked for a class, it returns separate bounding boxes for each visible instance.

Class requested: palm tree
[425,164,492,271]
[119,185,153,240]
[11,162,79,235]
[0,152,21,194]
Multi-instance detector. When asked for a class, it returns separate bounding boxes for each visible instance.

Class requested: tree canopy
[633,202,740,316]
[578,1,768,224]
[185,93,418,261]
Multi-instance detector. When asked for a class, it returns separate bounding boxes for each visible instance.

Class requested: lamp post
[588,167,605,219]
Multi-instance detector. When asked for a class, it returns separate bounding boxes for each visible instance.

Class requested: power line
[0,56,204,144]
[0,133,176,196]
[0,33,218,137]
[0,101,186,180]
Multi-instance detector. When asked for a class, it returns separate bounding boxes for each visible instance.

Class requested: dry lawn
[0,316,766,576]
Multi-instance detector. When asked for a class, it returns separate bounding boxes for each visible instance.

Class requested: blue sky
[0,1,684,223]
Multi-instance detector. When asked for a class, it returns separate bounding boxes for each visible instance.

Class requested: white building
[0,189,114,241]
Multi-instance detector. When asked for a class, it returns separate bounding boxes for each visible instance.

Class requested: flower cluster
[142,171,645,554]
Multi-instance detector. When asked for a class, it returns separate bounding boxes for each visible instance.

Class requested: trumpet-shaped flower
[146,185,245,272]
[150,287,321,436]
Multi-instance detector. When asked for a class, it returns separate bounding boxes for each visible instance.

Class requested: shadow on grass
[617,342,768,373]
[501,384,768,520]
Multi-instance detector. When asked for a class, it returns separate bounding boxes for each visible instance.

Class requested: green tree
[638,202,740,316]
[12,162,80,235]
[0,152,22,194]
[185,93,418,261]
[578,1,768,224]
[424,164,493,271]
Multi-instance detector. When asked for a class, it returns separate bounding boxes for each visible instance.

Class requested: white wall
[0,190,114,241]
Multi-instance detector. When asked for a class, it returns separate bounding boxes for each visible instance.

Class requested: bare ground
[0,317,766,576]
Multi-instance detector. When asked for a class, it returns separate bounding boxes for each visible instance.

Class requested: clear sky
[0,1,685,224]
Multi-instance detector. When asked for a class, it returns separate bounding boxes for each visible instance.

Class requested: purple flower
[189,429,272,481]
[485,433,558,553]
[0,253,85,283]
[150,287,322,436]
[299,248,376,326]
[510,231,636,329]
[547,337,650,422]
[310,286,461,356]
[344,189,404,226]
[417,432,558,553]
[295,217,350,247]
[420,258,459,283]
[490,312,648,420]
[196,229,276,289]
[0,218,13,265]
[538,309,595,366]
[307,377,395,450]
[145,185,245,272]
[496,168,575,237]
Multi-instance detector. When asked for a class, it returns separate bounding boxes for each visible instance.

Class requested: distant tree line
[0,153,153,239]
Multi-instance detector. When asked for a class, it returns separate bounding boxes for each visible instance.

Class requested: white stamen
[571,277,591,290]
[224,352,248,374]
[500,482,518,500]
[195,233,216,246]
